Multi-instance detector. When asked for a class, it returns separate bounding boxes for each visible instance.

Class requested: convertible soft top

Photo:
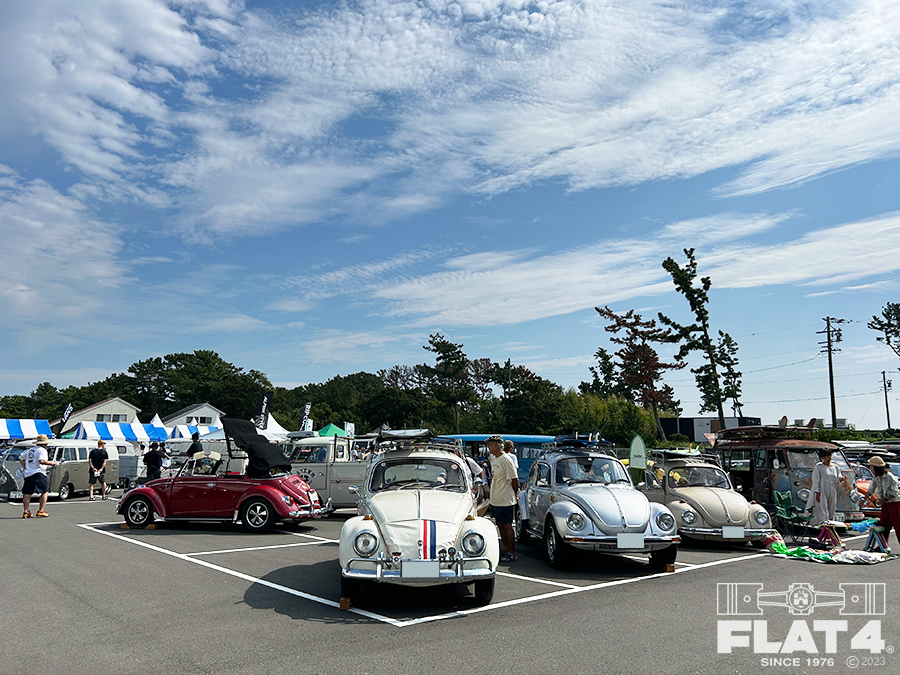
[222,418,291,478]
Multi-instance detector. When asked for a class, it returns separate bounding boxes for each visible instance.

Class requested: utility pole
[884,371,893,430]
[817,317,847,430]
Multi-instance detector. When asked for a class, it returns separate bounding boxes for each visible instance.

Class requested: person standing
[143,442,164,481]
[88,440,109,501]
[20,434,58,518]
[487,434,519,562]
[503,439,519,478]
[867,456,900,550]
[805,448,843,524]
[186,432,203,458]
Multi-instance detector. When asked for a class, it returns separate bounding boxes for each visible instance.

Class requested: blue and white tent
[72,422,169,443]
[0,418,53,440]
[169,424,219,439]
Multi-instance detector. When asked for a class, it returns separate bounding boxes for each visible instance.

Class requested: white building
[162,403,224,427]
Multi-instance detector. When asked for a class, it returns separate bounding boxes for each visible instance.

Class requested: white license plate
[617,533,645,549]
[10,491,22,499]
[834,512,845,522]
[401,560,440,578]
[722,526,745,539]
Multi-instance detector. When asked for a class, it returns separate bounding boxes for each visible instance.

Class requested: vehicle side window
[527,463,539,485]
[536,463,550,487]
[309,446,328,463]
[63,448,77,462]
[78,448,88,461]
[645,470,661,489]
[334,444,346,461]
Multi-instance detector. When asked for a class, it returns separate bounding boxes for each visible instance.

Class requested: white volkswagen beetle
[339,434,499,605]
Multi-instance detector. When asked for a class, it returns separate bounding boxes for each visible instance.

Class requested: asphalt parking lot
[3,495,900,675]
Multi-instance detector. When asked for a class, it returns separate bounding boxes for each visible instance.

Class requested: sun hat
[869,456,887,467]
[35,434,50,446]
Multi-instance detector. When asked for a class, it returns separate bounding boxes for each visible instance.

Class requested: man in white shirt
[19,434,58,518]
[488,435,519,562]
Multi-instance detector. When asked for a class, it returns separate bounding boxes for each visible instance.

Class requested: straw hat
[869,456,887,467]
[35,434,50,446]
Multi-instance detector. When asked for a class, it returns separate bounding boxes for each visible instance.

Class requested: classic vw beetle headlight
[567,512,586,531]
[461,531,485,556]
[656,512,675,531]
[797,489,810,503]
[754,510,770,526]
[681,510,696,525]
[353,531,379,557]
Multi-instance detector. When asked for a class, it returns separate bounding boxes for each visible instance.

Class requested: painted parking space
[82,513,872,627]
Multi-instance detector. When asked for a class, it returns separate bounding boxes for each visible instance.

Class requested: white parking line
[494,571,578,589]
[285,530,340,542]
[79,522,877,628]
[188,540,337,556]
[78,523,402,626]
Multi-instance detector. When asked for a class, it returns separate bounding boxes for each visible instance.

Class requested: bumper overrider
[679,526,773,538]
[343,551,495,583]
[563,534,680,553]
[285,496,333,520]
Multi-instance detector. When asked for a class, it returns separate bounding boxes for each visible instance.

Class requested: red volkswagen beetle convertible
[117,418,328,532]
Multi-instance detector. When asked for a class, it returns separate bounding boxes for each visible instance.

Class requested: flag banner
[345,422,355,438]
[61,402,74,426]
[298,401,312,432]
[254,391,273,429]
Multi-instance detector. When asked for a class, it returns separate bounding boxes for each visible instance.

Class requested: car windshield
[554,457,629,485]
[888,464,900,479]
[667,466,731,489]
[287,445,329,463]
[369,458,467,492]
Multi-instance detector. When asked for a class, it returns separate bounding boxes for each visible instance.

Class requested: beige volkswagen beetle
[639,451,774,547]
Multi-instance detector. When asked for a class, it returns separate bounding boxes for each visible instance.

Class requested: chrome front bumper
[562,534,679,553]
[343,552,494,583]
[679,526,773,538]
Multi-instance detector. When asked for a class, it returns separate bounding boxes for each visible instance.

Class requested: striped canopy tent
[72,422,160,443]
[169,424,219,439]
[0,419,53,440]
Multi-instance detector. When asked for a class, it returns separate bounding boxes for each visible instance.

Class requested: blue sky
[2,0,900,429]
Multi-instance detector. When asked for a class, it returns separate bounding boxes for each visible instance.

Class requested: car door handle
[206,483,215,488]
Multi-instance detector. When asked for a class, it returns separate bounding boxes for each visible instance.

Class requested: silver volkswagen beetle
[518,449,680,569]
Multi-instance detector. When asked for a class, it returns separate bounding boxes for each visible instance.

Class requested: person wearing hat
[19,434,58,518]
[867,456,900,549]
[487,434,519,562]
[804,448,844,525]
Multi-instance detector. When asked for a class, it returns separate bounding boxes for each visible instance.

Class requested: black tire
[340,575,360,600]
[241,497,275,533]
[517,518,531,543]
[473,578,495,605]
[124,496,154,528]
[58,483,71,501]
[649,543,678,569]
[545,520,572,569]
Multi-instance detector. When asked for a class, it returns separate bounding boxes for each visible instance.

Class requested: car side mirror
[348,485,359,494]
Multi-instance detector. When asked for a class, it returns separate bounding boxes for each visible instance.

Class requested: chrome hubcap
[129,501,148,523]
[247,503,268,527]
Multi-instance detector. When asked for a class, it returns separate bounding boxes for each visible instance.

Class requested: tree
[717,331,743,417]
[579,348,631,399]
[594,306,685,440]
[658,248,741,428]
[415,334,475,434]
[869,302,900,359]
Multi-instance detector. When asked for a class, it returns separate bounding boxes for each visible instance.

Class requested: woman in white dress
[805,449,844,524]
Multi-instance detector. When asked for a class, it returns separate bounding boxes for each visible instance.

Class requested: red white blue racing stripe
[421,520,437,559]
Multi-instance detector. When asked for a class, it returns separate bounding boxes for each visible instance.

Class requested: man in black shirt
[186,432,203,459]
[89,440,109,501]
[143,442,164,481]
